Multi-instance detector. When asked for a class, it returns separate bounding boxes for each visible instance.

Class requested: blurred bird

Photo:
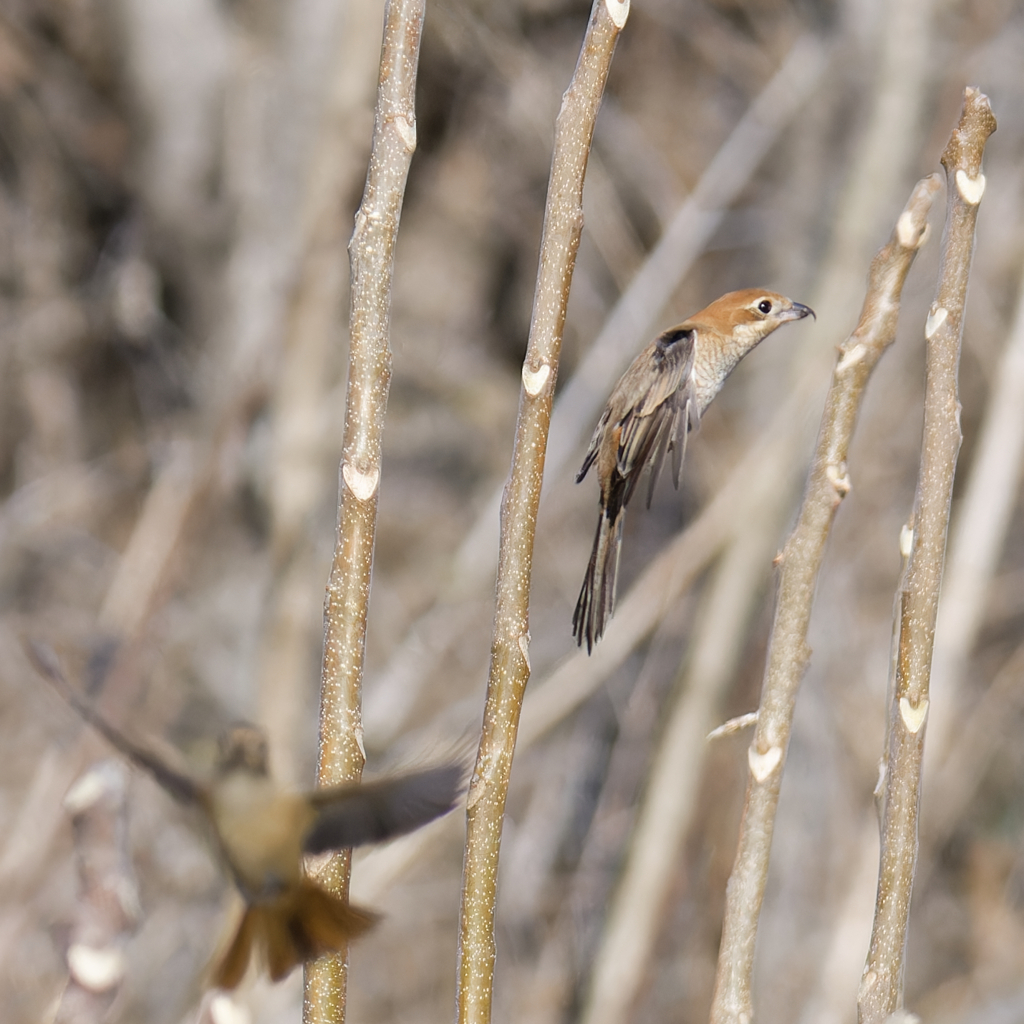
[28,641,464,989]
[573,289,814,652]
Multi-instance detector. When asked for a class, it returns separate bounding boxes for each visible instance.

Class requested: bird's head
[690,289,814,360]
[704,288,815,330]
[217,723,270,777]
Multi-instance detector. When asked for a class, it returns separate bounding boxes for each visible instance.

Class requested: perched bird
[28,642,464,989]
[573,289,814,652]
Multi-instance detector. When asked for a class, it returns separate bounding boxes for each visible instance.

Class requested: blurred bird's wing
[303,762,465,854]
[27,640,205,806]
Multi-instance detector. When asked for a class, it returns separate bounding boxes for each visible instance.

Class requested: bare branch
[858,88,996,1024]
[710,173,941,1024]
[306,2,424,1021]
[456,3,627,1022]
[581,474,796,1024]
[926,230,1024,763]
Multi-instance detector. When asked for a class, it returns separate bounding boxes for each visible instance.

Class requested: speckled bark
[858,88,997,1024]
[305,3,424,1022]
[455,3,628,1023]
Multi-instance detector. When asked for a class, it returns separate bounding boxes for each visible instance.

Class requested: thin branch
[926,639,1024,848]
[456,3,628,1023]
[710,173,941,1024]
[581,475,796,1024]
[96,439,197,641]
[926,244,1024,763]
[305,2,424,1022]
[911,236,1024,864]
[859,89,996,1024]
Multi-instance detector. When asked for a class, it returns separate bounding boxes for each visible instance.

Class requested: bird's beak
[783,301,815,322]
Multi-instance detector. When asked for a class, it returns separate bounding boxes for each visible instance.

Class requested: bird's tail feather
[211,903,258,991]
[210,882,379,989]
[573,508,623,653]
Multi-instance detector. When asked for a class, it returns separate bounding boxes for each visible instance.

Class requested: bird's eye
[757,299,773,314]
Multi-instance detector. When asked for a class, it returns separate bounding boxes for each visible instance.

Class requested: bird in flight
[573,288,814,652]
[28,641,464,989]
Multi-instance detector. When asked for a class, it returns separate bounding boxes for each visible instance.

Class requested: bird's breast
[690,331,752,413]
[210,774,315,900]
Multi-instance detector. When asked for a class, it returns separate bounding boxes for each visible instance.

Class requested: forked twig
[457,3,628,1023]
[710,173,942,1024]
[858,88,996,1024]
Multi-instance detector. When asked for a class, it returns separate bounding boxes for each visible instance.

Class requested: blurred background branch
[55,760,138,1024]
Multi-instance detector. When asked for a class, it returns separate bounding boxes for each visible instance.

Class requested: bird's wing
[303,762,465,854]
[643,388,692,509]
[616,333,696,506]
[26,640,205,806]
[671,392,702,490]
[577,407,611,483]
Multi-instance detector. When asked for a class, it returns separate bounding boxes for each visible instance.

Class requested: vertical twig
[858,88,996,1024]
[305,2,424,1022]
[926,249,1024,762]
[581,463,798,1024]
[456,3,628,1023]
[710,174,941,1024]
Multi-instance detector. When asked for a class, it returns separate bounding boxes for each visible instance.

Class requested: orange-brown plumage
[210,881,378,989]
[573,289,814,651]
[27,644,465,990]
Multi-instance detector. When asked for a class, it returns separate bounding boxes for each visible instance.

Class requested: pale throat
[692,321,771,412]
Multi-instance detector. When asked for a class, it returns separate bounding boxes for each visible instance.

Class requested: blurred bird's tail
[573,505,624,653]
[211,882,379,989]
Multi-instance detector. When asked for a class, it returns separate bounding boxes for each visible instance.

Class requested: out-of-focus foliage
[1,0,1023,1022]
